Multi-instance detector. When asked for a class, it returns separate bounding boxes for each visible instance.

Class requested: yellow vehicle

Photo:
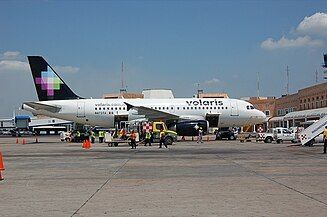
[150,121,178,145]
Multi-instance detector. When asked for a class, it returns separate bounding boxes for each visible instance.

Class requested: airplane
[22,56,266,136]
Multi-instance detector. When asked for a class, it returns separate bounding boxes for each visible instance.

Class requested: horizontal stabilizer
[23,102,61,113]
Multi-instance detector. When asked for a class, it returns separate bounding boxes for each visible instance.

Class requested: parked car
[215,128,237,140]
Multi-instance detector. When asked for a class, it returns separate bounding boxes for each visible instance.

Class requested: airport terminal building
[248,82,327,130]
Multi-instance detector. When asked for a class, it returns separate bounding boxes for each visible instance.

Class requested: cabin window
[225,107,228,109]
[210,107,212,110]
[99,108,101,110]
[155,107,157,109]
[95,108,97,110]
[159,107,161,110]
[171,107,173,110]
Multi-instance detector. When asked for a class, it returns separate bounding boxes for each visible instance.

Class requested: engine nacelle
[168,120,209,136]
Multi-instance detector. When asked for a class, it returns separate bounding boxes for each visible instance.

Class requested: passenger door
[230,101,239,116]
[77,102,85,118]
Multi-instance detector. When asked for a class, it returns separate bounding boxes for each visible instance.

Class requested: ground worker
[99,130,105,143]
[159,129,167,148]
[119,128,127,140]
[130,130,137,149]
[197,127,203,143]
[76,130,81,142]
[90,130,95,143]
[144,131,152,146]
[323,126,327,154]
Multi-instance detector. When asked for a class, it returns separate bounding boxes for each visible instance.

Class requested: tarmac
[0,136,327,217]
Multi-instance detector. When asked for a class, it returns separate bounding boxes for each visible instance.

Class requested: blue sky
[0,1,327,117]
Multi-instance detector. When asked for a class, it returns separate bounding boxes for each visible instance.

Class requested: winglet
[124,102,134,111]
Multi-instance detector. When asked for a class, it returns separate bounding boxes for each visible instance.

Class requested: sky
[0,0,327,117]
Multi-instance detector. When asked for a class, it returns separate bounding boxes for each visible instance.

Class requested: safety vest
[99,131,104,138]
[76,131,80,137]
[145,132,151,139]
[130,132,136,140]
[91,131,95,138]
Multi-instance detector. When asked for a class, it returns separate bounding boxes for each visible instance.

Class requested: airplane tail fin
[27,56,82,101]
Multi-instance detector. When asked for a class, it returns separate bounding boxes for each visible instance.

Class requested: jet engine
[168,120,209,136]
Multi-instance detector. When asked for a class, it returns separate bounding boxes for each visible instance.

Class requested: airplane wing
[125,102,179,121]
[23,102,61,113]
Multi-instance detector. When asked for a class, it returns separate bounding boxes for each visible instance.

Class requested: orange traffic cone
[207,136,210,142]
[82,140,86,149]
[87,140,92,149]
[22,139,26,145]
[35,137,38,143]
[85,140,90,149]
[0,152,5,181]
[16,138,19,144]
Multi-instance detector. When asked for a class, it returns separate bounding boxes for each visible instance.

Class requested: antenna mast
[120,61,126,93]
[286,66,290,95]
[257,72,260,98]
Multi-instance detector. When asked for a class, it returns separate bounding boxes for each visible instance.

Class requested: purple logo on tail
[35,66,63,96]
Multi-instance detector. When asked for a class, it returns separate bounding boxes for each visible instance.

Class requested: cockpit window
[250,106,254,109]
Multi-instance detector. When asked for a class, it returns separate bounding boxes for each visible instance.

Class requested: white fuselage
[23,98,266,128]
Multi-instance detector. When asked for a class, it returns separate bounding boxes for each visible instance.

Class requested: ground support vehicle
[256,129,275,143]
[273,127,297,144]
[61,130,90,143]
[106,121,178,147]
[299,115,327,146]
[239,132,257,142]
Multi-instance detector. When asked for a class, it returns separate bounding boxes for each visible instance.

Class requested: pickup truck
[257,127,298,143]
[273,127,297,143]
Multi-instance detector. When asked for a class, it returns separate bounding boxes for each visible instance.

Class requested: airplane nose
[257,110,267,122]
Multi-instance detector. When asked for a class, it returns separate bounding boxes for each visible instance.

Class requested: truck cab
[151,121,178,145]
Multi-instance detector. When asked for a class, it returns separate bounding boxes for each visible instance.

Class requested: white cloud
[204,78,221,85]
[297,12,327,35]
[0,60,29,73]
[0,50,79,74]
[261,36,323,50]
[54,65,79,73]
[3,51,21,59]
